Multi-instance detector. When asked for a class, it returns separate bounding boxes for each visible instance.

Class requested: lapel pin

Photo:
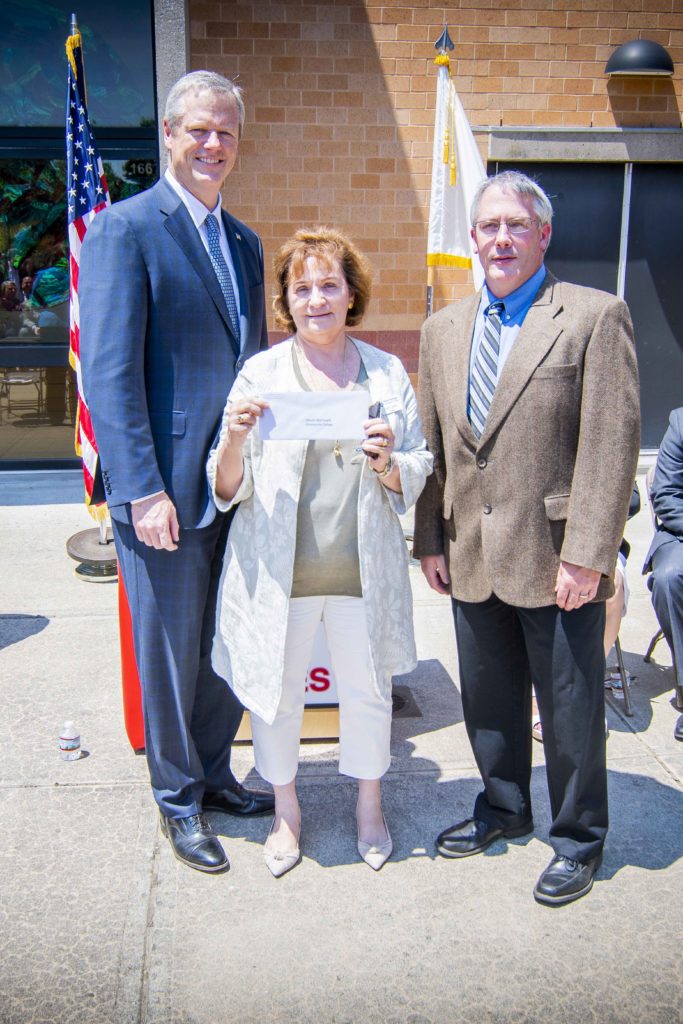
[236,233,242,241]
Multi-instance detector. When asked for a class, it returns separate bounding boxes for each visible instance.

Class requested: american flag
[66,24,109,510]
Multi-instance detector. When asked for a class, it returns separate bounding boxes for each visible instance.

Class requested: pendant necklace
[294,335,349,457]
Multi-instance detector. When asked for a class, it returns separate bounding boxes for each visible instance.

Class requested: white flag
[427,57,486,290]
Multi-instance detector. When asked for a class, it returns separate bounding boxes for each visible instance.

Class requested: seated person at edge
[207,227,433,877]
[643,407,683,743]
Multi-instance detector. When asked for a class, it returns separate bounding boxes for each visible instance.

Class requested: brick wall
[190,0,682,361]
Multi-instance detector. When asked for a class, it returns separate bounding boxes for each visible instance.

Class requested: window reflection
[0,366,77,460]
[0,156,156,462]
[1,0,155,128]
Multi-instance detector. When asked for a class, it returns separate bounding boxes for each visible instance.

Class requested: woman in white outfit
[207,227,432,876]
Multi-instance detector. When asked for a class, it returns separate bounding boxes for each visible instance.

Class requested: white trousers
[250,596,392,786]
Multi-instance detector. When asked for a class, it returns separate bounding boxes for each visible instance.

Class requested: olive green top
[290,347,370,598]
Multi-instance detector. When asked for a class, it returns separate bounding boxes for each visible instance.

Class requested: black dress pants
[452,594,607,863]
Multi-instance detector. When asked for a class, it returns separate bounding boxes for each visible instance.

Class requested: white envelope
[259,391,369,441]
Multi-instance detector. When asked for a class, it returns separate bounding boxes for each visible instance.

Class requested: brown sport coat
[412,272,641,608]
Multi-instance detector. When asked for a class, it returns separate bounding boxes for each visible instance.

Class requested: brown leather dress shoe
[160,812,229,873]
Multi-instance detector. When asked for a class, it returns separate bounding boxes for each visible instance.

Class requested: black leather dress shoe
[533,853,602,906]
[160,812,229,873]
[436,816,533,858]
[203,782,275,817]
[674,714,683,742]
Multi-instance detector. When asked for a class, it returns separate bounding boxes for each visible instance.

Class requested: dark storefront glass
[0,1,157,467]
[626,164,683,448]
[1,1,155,129]
[493,161,623,295]
[492,159,682,448]
[0,156,157,463]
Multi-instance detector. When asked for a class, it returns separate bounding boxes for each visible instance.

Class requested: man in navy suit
[80,71,273,872]
[644,408,683,743]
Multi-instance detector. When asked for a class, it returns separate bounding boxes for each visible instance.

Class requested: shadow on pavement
[606,643,678,733]
[199,645,683,878]
[206,762,683,878]
[0,612,50,650]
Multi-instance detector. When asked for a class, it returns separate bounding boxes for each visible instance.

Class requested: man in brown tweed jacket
[413,170,640,906]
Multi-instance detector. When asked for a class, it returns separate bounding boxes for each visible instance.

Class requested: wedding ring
[236,413,246,424]
[579,592,588,598]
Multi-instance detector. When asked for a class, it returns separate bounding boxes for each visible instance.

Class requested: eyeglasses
[474,218,538,237]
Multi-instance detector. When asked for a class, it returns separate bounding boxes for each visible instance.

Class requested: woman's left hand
[361,417,395,473]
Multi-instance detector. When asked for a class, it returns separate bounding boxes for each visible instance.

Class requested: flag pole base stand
[66,528,118,583]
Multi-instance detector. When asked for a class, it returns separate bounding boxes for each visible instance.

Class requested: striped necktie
[205,213,240,342]
[468,300,505,439]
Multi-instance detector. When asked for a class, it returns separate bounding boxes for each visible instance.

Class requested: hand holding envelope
[225,391,395,477]
[224,396,270,446]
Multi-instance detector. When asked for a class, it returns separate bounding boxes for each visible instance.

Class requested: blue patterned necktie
[205,213,240,341]
[468,300,505,439]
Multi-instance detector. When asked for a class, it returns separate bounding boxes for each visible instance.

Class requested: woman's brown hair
[272,226,372,333]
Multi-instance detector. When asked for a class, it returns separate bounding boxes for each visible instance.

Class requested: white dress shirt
[164,168,241,324]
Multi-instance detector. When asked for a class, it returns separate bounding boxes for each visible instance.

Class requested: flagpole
[64,12,117,580]
[426,27,454,319]
[426,27,486,317]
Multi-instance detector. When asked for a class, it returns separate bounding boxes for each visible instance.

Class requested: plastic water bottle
[59,721,81,761]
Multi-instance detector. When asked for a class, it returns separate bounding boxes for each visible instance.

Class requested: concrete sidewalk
[0,470,681,1024]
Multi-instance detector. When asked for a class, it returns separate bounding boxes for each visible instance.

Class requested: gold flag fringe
[65,30,81,77]
[85,499,109,523]
[434,52,457,187]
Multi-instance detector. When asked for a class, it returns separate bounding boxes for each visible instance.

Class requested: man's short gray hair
[164,71,245,135]
[470,170,554,229]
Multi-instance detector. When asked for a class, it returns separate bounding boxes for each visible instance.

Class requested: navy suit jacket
[644,407,683,572]
[79,176,268,528]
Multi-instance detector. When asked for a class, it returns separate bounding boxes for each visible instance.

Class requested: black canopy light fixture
[605,38,674,77]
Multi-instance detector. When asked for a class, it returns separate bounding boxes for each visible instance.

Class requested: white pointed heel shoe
[263,818,301,878]
[357,815,392,871]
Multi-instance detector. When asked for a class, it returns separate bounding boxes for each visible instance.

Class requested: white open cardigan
[206,337,433,725]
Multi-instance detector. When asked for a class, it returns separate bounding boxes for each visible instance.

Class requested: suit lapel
[442,293,480,446]
[159,182,240,356]
[222,211,250,354]
[481,273,563,442]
